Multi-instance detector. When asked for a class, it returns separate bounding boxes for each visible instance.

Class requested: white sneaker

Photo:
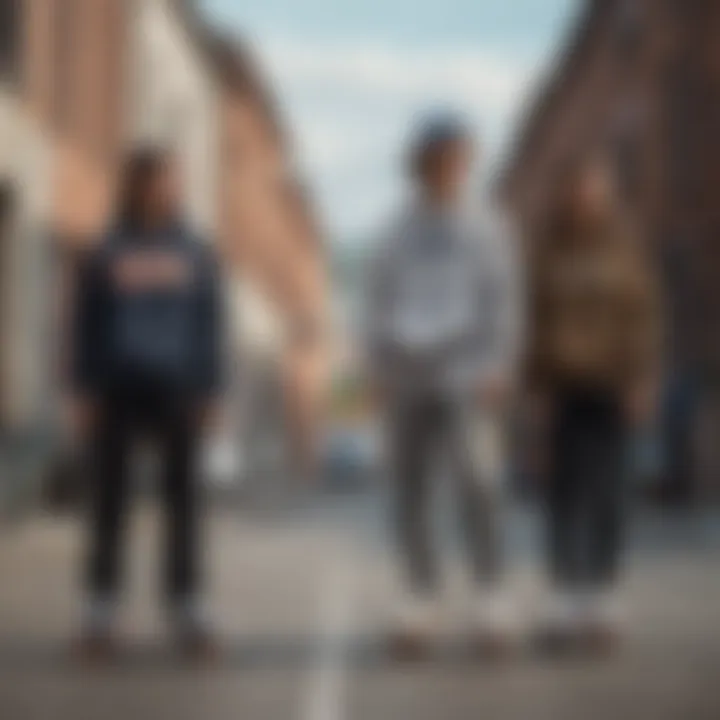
[471,589,524,649]
[585,590,628,635]
[541,591,586,638]
[170,597,213,640]
[389,594,440,653]
[81,596,117,637]
[76,596,119,661]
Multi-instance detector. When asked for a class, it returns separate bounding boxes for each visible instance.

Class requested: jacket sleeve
[70,248,108,396]
[626,238,664,388]
[195,247,225,397]
[480,209,525,379]
[525,235,553,393]
[361,234,397,385]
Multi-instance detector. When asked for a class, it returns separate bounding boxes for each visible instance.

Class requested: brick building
[0,0,327,489]
[505,0,720,501]
[0,0,53,431]
[129,0,220,234]
[204,29,328,477]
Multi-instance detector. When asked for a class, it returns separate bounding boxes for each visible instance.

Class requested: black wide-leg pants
[547,388,628,590]
[86,387,202,604]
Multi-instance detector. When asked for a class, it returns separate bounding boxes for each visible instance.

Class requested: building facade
[34,0,131,243]
[0,0,328,499]
[207,32,329,478]
[505,0,720,501]
[0,0,52,431]
[126,0,219,234]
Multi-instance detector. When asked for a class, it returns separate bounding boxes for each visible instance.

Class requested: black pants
[388,395,502,595]
[547,388,628,590]
[86,387,202,603]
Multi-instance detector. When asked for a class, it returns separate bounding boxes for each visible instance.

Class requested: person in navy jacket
[71,147,224,659]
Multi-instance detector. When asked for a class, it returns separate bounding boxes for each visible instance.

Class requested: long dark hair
[543,150,619,241]
[116,146,173,230]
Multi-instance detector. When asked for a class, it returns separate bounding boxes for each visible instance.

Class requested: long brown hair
[116,146,173,230]
[543,150,620,241]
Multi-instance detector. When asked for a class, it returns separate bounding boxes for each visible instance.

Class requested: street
[0,493,719,720]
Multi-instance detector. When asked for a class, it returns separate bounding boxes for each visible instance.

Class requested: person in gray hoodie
[364,112,524,651]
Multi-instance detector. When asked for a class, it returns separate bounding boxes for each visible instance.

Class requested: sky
[204,0,579,242]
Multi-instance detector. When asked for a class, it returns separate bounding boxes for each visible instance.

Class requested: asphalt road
[0,494,719,720]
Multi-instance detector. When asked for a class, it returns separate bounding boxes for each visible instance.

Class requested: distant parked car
[321,423,380,492]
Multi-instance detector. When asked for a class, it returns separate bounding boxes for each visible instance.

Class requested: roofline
[501,0,606,190]
[171,1,289,148]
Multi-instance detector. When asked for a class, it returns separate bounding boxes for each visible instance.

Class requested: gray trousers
[387,394,504,595]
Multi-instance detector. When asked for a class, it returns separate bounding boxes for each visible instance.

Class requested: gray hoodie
[364,199,523,396]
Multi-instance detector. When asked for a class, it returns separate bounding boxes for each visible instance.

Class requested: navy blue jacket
[72,224,224,398]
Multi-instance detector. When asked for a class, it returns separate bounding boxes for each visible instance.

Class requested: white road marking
[302,564,356,720]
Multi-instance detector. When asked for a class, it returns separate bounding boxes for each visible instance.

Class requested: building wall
[127,0,219,234]
[505,0,720,500]
[507,1,676,237]
[507,0,704,358]
[220,89,294,296]
[23,0,135,433]
[37,0,131,241]
[0,96,51,429]
[1,0,329,472]
[0,0,58,429]
[218,86,328,341]
[216,58,328,472]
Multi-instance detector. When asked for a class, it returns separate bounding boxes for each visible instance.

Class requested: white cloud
[253,36,542,239]
[263,37,536,114]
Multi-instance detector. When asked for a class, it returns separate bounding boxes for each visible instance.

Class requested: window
[0,0,21,87]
